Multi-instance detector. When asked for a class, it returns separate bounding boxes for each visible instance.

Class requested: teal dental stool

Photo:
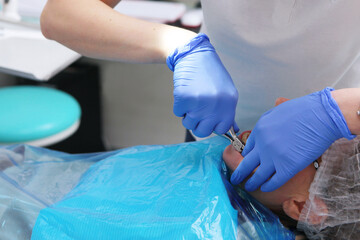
[0,86,81,147]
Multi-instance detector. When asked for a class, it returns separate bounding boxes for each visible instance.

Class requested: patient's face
[223,97,321,214]
[223,140,319,211]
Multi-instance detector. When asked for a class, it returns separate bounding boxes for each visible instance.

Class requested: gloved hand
[167,33,238,137]
[231,88,355,192]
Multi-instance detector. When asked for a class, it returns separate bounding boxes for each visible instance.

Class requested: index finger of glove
[193,119,217,138]
[230,150,259,185]
[245,162,276,192]
[214,120,233,135]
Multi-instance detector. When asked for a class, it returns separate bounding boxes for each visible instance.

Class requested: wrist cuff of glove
[321,87,356,140]
[166,33,212,72]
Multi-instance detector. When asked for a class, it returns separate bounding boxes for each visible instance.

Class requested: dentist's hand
[231,88,355,192]
[167,33,238,138]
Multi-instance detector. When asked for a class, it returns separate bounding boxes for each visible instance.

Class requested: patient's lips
[223,144,243,171]
[223,130,251,172]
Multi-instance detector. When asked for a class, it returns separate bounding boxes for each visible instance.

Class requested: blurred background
[0,0,202,152]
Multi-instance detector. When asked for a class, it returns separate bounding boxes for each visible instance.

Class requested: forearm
[331,88,360,135]
[40,0,196,63]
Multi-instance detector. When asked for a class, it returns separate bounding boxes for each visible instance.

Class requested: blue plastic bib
[32,138,238,240]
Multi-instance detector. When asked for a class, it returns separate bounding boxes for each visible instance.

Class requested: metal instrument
[222,126,245,153]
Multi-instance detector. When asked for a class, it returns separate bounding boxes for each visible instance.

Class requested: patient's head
[223,98,325,225]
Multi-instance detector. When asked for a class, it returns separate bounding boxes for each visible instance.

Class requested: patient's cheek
[223,145,244,172]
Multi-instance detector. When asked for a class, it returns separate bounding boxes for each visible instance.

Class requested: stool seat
[0,86,81,146]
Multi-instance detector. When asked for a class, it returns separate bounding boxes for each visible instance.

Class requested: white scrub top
[201,0,360,131]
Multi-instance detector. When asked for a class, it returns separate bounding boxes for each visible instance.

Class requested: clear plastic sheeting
[221,162,294,240]
[0,137,294,240]
[0,144,117,240]
[298,136,360,239]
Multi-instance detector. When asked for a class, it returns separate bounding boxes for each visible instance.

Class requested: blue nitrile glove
[167,33,238,137]
[231,87,355,192]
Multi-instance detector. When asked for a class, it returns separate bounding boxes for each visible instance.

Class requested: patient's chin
[223,145,243,172]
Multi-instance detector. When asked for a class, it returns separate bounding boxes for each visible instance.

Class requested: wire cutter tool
[222,127,245,153]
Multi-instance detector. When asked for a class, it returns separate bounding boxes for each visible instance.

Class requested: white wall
[87,59,186,149]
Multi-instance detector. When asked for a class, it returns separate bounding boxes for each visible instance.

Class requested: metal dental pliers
[222,127,245,153]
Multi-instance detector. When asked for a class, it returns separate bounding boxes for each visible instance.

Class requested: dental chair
[0,86,81,147]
